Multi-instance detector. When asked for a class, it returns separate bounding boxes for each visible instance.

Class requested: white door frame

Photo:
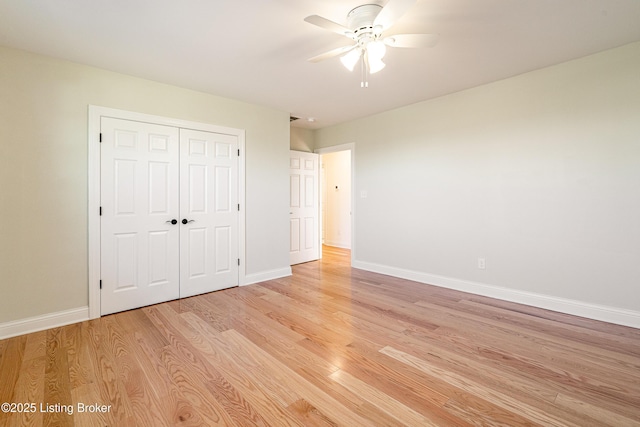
[88,105,246,319]
[314,143,356,265]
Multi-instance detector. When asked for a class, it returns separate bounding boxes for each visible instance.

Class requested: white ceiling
[2,0,640,129]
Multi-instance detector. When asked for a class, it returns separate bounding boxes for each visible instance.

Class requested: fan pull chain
[360,54,368,88]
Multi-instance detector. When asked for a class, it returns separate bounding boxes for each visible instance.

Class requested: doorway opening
[316,143,355,265]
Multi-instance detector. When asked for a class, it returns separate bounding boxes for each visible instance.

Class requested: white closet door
[290,151,319,265]
[100,118,180,315]
[179,129,239,298]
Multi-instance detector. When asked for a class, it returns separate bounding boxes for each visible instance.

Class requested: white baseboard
[352,260,640,329]
[241,267,292,286]
[2,265,294,340]
[323,241,351,250]
[0,307,89,340]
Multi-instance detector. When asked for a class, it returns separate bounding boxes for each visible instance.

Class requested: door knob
[166,219,178,225]
[182,219,195,224]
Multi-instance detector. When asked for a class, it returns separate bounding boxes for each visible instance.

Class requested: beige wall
[316,42,640,324]
[290,126,315,152]
[0,46,291,324]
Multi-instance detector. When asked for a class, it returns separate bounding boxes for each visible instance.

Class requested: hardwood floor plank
[554,392,640,427]
[220,329,377,427]
[0,336,27,405]
[466,294,640,340]
[170,310,303,426]
[286,399,338,427]
[203,372,271,427]
[329,369,439,426]
[117,340,171,426]
[442,395,543,427]
[457,299,640,357]
[2,246,639,426]
[23,331,46,362]
[43,328,74,427]
[84,318,134,425]
[130,326,201,426]
[380,345,582,427]
[6,356,45,427]
[416,297,640,368]
[158,345,236,426]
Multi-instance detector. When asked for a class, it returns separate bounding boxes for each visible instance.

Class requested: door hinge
[99,279,102,289]
[99,206,102,216]
[237,204,240,211]
[99,133,102,143]
[237,258,240,266]
[237,148,240,156]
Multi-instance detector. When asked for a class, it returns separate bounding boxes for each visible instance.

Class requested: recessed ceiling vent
[290,116,300,122]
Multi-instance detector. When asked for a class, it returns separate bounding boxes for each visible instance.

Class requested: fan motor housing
[346,4,382,35]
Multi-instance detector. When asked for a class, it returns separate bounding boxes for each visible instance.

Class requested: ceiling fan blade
[304,15,351,37]
[307,45,356,63]
[373,0,416,30]
[383,33,439,48]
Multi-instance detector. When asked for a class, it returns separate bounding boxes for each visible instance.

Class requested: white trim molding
[323,241,351,250]
[0,307,89,340]
[352,260,640,329]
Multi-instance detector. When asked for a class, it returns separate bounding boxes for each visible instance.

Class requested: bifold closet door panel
[179,128,239,298]
[100,118,180,315]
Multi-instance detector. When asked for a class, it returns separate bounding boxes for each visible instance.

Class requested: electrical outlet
[477,258,486,270]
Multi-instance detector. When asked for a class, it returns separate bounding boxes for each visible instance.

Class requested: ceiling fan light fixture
[366,40,386,62]
[367,56,386,74]
[305,1,438,85]
[365,40,386,73]
[340,48,361,71]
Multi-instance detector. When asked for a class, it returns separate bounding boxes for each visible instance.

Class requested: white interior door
[179,129,239,298]
[290,151,319,265]
[100,117,180,315]
[100,119,239,315]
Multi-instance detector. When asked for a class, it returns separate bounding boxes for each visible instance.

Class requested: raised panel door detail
[305,175,315,208]
[189,164,208,213]
[304,159,315,170]
[114,159,136,215]
[148,161,170,214]
[115,233,137,290]
[114,129,137,150]
[187,227,207,278]
[189,139,207,156]
[215,166,230,212]
[290,175,301,208]
[215,226,231,273]
[148,230,170,285]
[215,142,231,158]
[304,217,314,250]
[149,134,169,152]
[290,218,300,253]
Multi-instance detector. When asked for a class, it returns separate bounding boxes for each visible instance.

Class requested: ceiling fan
[304,0,438,86]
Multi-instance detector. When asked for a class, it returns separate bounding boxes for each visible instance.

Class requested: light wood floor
[1,246,640,426]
